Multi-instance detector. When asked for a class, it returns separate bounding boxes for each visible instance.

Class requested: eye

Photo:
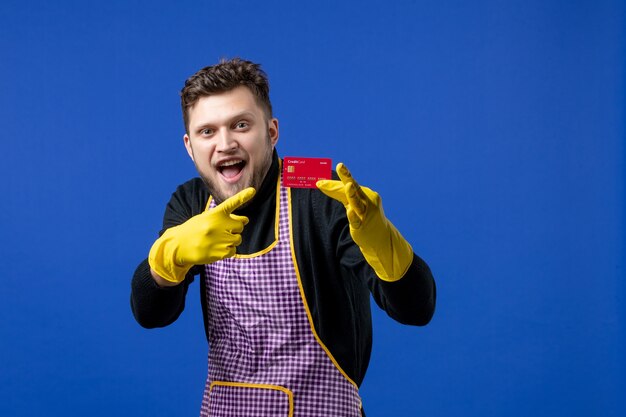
[200,128,214,136]
[234,121,249,130]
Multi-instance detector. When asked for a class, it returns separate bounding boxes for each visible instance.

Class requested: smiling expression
[183,86,279,204]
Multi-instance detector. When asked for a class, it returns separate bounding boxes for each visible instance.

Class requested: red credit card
[282,157,332,188]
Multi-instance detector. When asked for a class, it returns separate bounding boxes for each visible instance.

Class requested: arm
[130,259,196,328]
[366,254,436,326]
[319,164,436,325]
[335,212,436,326]
[130,181,255,328]
[130,181,201,328]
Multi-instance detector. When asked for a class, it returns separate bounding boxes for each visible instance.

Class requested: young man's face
[184,86,279,204]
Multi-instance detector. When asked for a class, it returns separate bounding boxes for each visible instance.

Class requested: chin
[211,179,251,204]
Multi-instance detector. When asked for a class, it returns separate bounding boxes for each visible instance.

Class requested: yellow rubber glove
[316,163,413,282]
[148,187,256,284]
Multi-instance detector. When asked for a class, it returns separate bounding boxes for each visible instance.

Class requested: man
[131,58,436,417]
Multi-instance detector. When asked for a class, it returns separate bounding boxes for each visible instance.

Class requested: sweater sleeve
[130,259,194,328]
[130,179,207,329]
[366,254,436,326]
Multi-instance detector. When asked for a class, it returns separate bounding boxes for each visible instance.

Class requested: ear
[183,133,195,161]
[268,118,279,146]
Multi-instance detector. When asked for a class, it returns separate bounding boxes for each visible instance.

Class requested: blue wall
[1,1,623,416]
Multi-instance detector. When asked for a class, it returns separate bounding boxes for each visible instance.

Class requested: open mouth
[217,159,246,182]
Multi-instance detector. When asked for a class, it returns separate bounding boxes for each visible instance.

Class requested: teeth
[219,160,243,167]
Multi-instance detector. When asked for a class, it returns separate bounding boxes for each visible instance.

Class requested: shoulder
[172,177,208,202]
[162,178,209,230]
[173,177,209,214]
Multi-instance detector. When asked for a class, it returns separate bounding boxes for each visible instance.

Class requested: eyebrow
[192,111,257,133]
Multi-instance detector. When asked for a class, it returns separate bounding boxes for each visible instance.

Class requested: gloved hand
[316,163,413,282]
[149,187,256,284]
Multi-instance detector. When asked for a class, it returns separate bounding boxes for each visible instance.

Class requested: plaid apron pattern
[201,182,362,417]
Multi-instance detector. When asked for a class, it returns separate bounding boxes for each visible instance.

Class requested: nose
[215,129,238,153]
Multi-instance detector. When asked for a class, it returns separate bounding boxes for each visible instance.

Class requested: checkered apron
[201,182,362,417]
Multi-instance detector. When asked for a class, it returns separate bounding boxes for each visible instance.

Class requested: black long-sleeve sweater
[131,151,436,387]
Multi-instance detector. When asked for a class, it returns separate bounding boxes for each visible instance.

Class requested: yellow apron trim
[287,187,362,402]
[203,160,282,259]
[208,381,294,417]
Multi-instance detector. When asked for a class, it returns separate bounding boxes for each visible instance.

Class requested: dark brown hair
[180,58,272,133]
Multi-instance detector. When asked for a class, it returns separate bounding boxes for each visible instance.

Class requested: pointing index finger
[217,187,256,214]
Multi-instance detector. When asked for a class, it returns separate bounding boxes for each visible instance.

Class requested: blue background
[1,0,624,416]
